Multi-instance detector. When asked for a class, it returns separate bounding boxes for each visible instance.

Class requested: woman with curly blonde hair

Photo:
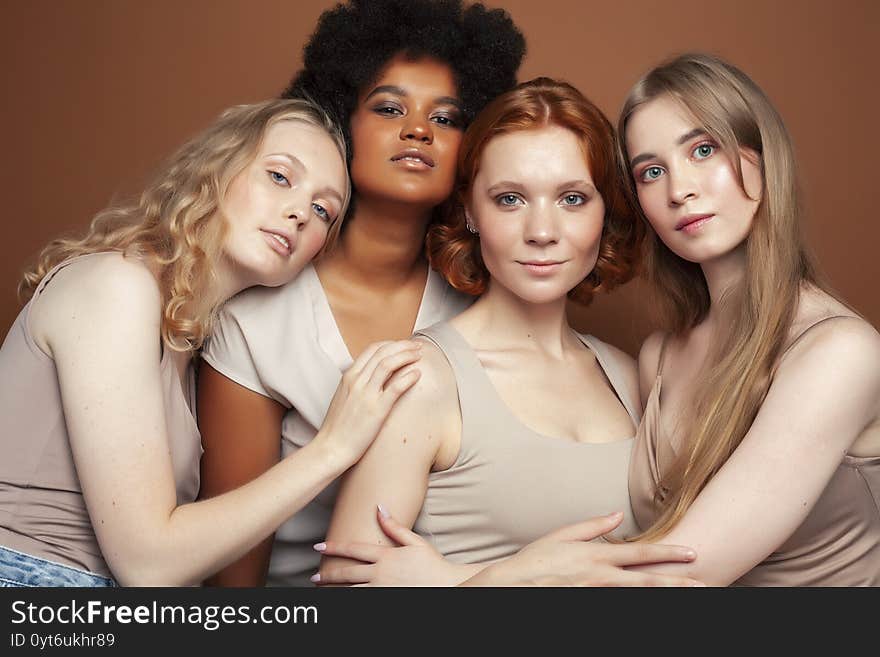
[0,97,425,586]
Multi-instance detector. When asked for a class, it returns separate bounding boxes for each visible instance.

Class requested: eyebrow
[265,152,344,204]
[364,85,463,110]
[485,180,596,195]
[629,128,709,169]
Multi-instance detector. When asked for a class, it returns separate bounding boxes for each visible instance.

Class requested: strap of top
[414,322,497,419]
[579,334,642,426]
[31,251,123,300]
[772,315,854,374]
[656,333,671,377]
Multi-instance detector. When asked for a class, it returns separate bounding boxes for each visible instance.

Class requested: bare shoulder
[31,253,162,354]
[408,335,459,405]
[785,313,880,373]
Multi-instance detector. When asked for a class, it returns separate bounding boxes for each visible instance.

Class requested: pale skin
[318,96,880,587]
[23,120,425,586]
[467,96,880,586]
[318,125,703,587]
[197,54,469,585]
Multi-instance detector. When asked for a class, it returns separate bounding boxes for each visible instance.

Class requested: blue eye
[269,171,290,186]
[561,193,585,206]
[640,166,664,183]
[497,194,522,207]
[693,143,715,159]
[312,203,331,222]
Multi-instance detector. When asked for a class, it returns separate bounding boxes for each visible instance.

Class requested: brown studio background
[2,0,878,355]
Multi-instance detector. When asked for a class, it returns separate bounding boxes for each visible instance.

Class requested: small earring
[465,214,479,235]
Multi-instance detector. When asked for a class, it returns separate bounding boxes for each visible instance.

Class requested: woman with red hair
[315,78,702,586]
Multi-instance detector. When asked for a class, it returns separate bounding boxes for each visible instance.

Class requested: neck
[321,196,434,288]
[466,281,573,357]
[700,242,747,326]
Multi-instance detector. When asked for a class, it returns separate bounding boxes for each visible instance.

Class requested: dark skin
[197,54,464,585]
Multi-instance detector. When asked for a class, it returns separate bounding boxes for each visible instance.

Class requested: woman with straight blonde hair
[0,97,425,586]
[617,53,880,585]
[467,53,880,586]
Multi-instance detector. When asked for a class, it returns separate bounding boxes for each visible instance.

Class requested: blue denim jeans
[0,545,116,587]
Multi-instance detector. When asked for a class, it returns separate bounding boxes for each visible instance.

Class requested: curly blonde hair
[19,98,349,352]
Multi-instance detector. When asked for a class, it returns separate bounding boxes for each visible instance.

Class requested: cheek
[303,224,329,258]
[571,206,605,257]
[636,185,668,231]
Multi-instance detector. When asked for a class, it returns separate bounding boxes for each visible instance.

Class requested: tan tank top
[629,317,880,585]
[0,252,202,577]
[412,322,640,565]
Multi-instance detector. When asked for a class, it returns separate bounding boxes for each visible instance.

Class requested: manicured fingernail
[684,550,696,560]
[313,542,327,552]
[377,503,390,519]
[606,511,623,519]
[310,573,321,583]
[692,582,707,587]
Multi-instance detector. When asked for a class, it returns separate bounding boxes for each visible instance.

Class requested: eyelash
[636,140,718,183]
[494,193,588,208]
[269,170,290,186]
[312,203,332,222]
[269,172,335,223]
[372,104,459,128]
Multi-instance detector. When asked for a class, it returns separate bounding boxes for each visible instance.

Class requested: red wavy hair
[427,77,641,305]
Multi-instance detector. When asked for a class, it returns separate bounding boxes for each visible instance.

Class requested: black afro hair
[282,0,526,161]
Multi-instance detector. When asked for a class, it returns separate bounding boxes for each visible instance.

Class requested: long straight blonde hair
[19,98,348,352]
[617,53,829,541]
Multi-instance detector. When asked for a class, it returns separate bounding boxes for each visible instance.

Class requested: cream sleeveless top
[629,317,880,586]
[0,252,201,578]
[412,322,641,565]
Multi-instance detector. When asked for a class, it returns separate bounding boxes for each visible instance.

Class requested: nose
[668,165,698,206]
[283,197,310,231]
[399,114,433,144]
[523,205,560,247]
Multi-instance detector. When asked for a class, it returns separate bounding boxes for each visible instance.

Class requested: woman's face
[468,125,605,306]
[625,95,762,265]
[221,120,347,288]
[349,54,463,209]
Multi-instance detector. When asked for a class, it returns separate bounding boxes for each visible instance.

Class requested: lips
[675,213,715,232]
[390,148,435,168]
[260,228,295,257]
[516,260,566,276]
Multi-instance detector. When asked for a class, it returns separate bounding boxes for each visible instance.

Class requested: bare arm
[197,364,284,586]
[319,343,457,582]
[36,256,423,586]
[628,318,880,585]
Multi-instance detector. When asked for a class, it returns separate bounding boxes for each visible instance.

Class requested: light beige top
[412,322,640,564]
[202,263,472,585]
[0,252,201,578]
[630,317,880,586]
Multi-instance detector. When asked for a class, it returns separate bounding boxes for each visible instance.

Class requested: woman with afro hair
[196,0,527,586]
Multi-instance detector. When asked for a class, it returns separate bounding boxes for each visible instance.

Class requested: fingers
[364,343,423,391]
[344,340,391,380]
[313,540,384,564]
[376,504,428,547]
[606,542,697,567]
[540,512,625,543]
[312,563,375,586]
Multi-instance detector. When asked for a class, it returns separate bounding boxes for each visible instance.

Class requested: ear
[464,206,479,235]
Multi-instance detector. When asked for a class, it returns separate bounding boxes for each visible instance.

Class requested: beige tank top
[629,317,880,585]
[412,322,640,565]
[0,252,202,578]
